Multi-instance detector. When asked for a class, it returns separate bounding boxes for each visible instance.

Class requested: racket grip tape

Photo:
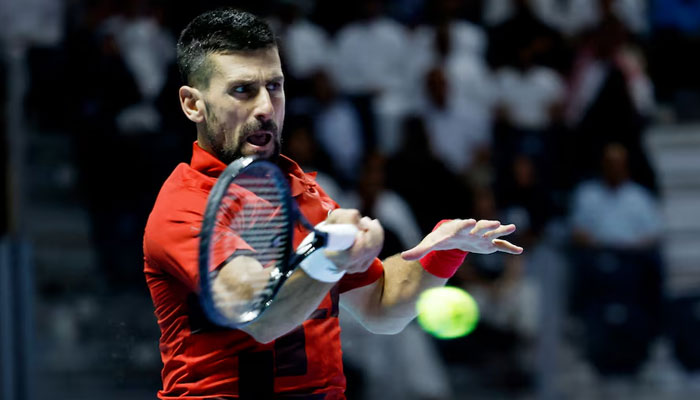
[316,223,358,251]
[297,222,358,283]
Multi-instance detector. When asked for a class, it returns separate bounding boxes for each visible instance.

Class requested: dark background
[2,0,700,399]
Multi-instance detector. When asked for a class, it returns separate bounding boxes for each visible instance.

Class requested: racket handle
[317,223,358,251]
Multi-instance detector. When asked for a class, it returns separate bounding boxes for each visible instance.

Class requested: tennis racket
[198,156,358,329]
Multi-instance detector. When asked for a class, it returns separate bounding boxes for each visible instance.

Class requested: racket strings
[208,173,290,314]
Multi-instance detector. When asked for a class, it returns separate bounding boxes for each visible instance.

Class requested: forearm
[214,267,334,344]
[377,254,449,330]
[343,218,522,335]
[344,254,448,335]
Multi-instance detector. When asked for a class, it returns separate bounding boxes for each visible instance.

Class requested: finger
[401,243,432,261]
[361,218,385,251]
[492,239,524,254]
[451,218,477,233]
[400,235,442,260]
[357,216,374,230]
[471,220,501,236]
[327,209,361,225]
[484,224,516,239]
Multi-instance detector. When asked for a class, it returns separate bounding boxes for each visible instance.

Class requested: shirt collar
[190,142,227,178]
[277,154,318,198]
[189,141,315,198]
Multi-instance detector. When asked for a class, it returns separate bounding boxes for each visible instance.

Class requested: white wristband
[299,249,345,283]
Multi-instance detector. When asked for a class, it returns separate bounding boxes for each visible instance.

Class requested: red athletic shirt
[143,143,384,399]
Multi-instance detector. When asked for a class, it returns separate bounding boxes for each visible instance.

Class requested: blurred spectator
[441,185,538,392]
[405,5,496,160]
[340,313,453,400]
[343,152,423,258]
[280,113,342,201]
[492,34,566,159]
[568,144,664,376]
[486,0,569,72]
[497,154,554,246]
[101,0,175,134]
[419,0,488,56]
[569,246,664,376]
[290,70,366,187]
[386,115,473,235]
[66,2,144,289]
[0,0,64,46]
[340,155,451,400]
[331,0,411,155]
[570,143,661,249]
[493,44,565,134]
[331,0,409,97]
[268,1,333,97]
[542,0,647,37]
[15,0,700,397]
[421,66,493,181]
[63,0,183,290]
[566,1,654,124]
[564,10,657,191]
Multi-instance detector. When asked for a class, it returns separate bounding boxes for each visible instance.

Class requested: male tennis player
[144,8,522,399]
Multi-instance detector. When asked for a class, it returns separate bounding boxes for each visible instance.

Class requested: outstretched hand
[401,219,523,261]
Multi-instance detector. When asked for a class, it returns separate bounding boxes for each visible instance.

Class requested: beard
[204,114,282,165]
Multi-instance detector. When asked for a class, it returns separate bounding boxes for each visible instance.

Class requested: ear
[179,85,206,123]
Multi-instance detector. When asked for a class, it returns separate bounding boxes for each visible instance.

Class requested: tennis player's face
[201,48,285,163]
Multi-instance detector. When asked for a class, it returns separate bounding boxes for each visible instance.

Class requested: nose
[254,87,274,122]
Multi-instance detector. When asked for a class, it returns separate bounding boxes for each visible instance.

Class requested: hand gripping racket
[198,156,357,328]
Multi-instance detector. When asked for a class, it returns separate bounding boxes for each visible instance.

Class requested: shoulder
[573,180,605,202]
[620,182,657,203]
[144,163,211,256]
[148,163,211,218]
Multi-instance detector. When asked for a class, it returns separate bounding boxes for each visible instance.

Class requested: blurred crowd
[6,0,700,398]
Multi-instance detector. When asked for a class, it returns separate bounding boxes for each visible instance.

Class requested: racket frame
[198,156,331,328]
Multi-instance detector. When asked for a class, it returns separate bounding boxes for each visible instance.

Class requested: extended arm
[341,219,523,334]
[211,209,383,343]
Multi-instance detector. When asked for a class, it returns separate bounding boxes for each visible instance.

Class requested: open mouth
[246,132,273,147]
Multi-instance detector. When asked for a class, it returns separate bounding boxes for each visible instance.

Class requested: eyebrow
[228,76,284,87]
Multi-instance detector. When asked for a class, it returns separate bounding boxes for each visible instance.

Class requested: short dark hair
[177,8,277,88]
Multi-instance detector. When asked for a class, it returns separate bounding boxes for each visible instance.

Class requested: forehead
[207,47,283,83]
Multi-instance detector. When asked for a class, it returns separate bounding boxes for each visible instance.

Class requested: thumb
[401,243,433,261]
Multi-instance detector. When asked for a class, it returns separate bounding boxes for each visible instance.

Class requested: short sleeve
[143,190,206,293]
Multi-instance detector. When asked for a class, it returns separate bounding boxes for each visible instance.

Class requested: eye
[266,81,282,92]
[233,85,250,94]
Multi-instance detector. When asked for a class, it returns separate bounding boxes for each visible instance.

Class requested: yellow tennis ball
[416,286,479,339]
